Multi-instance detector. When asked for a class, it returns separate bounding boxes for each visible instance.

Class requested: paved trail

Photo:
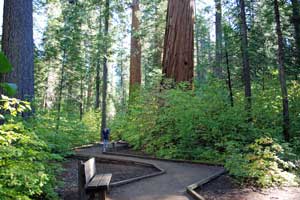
[75,147,224,200]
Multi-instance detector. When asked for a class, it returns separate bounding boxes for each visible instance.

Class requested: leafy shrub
[111,79,300,186]
[225,137,298,187]
[0,95,61,200]
[27,109,100,155]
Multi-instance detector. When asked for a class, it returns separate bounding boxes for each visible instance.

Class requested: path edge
[71,154,166,188]
[103,151,224,167]
[186,169,226,200]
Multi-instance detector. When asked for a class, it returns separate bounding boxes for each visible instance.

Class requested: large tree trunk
[95,5,102,110]
[162,0,195,85]
[291,0,300,78]
[239,0,252,116]
[274,0,290,142]
[101,0,110,140]
[214,0,223,78]
[1,0,34,101]
[129,0,142,96]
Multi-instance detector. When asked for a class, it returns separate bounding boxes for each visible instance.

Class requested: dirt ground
[197,175,300,200]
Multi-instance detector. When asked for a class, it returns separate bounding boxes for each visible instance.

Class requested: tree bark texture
[162,0,195,84]
[214,0,223,78]
[274,0,290,142]
[95,5,102,110]
[1,0,34,101]
[129,0,142,95]
[101,0,110,139]
[239,0,252,114]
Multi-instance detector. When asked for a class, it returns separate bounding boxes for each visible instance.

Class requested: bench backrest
[83,157,96,184]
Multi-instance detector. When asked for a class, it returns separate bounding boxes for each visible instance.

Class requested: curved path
[75,146,224,200]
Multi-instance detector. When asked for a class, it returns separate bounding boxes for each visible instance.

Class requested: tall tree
[1,0,34,100]
[162,0,195,85]
[214,0,223,78]
[129,0,142,96]
[95,3,102,110]
[274,0,290,142]
[291,0,300,78]
[239,0,252,116]
[101,0,110,138]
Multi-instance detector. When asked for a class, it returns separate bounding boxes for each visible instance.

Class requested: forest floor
[197,175,300,200]
[57,144,300,200]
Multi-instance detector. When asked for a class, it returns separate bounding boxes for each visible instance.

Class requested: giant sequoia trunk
[129,0,142,96]
[162,0,195,85]
[101,0,110,139]
[1,0,34,100]
[274,0,290,142]
[239,0,252,116]
[291,0,300,77]
[214,0,223,78]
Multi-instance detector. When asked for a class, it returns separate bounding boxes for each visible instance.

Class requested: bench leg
[98,190,106,200]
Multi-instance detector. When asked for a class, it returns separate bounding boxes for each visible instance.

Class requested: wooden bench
[78,157,112,200]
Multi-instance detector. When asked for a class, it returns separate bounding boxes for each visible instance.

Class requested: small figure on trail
[102,128,110,152]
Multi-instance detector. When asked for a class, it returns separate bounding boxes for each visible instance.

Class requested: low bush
[0,96,61,200]
[226,137,298,187]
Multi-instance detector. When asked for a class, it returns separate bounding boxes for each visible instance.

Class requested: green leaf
[0,83,17,96]
[0,52,12,73]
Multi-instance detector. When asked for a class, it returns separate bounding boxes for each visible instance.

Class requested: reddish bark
[129,0,142,94]
[162,0,195,84]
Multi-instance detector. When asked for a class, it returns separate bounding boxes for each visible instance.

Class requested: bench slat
[98,174,112,187]
[87,173,112,190]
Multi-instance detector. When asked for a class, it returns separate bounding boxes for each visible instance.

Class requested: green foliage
[111,79,300,186]
[27,109,100,155]
[0,52,12,73]
[226,137,298,187]
[0,96,61,200]
[0,52,17,96]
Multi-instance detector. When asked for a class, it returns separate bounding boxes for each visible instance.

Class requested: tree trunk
[162,0,195,85]
[224,28,234,107]
[95,5,102,110]
[239,0,252,116]
[214,0,223,78]
[274,0,290,142]
[79,75,84,121]
[101,0,110,140]
[226,50,234,107]
[95,59,101,109]
[292,0,300,78]
[129,0,142,96]
[1,0,34,101]
[56,50,66,132]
